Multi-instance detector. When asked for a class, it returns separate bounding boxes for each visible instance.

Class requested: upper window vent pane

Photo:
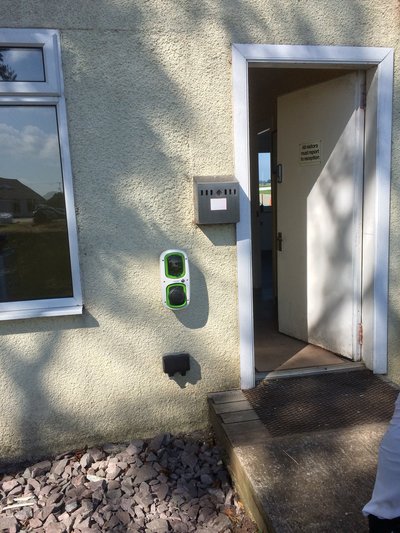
[0,48,45,82]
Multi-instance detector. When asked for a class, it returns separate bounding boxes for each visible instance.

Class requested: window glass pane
[0,48,45,82]
[258,152,271,206]
[0,106,73,302]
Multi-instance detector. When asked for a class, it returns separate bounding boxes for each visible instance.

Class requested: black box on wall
[162,353,191,377]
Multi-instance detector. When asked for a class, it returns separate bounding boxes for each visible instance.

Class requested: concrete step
[209,372,398,532]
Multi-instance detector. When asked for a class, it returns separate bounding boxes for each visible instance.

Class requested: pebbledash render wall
[0,0,399,462]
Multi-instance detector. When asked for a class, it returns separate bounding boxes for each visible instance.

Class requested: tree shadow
[0,6,396,514]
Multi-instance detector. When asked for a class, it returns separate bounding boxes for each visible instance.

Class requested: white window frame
[232,44,393,389]
[0,29,82,320]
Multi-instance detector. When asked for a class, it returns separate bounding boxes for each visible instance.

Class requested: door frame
[232,44,394,389]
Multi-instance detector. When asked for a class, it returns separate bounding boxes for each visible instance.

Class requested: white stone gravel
[0,433,257,532]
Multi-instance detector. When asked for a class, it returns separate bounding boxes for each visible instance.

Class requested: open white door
[277,72,365,360]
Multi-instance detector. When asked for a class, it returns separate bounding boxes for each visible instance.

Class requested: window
[0,47,45,81]
[258,152,271,207]
[257,129,272,207]
[0,29,82,320]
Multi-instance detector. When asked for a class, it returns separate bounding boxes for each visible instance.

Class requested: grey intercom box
[193,176,240,224]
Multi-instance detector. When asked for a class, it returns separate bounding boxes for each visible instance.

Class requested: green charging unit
[160,250,190,310]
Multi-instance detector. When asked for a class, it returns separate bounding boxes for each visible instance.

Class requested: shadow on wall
[0,309,100,335]
[0,0,397,467]
[198,223,237,248]
[173,260,209,329]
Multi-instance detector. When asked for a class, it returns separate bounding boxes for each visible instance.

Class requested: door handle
[277,232,283,251]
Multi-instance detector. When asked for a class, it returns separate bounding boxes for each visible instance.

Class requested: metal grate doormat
[243,370,399,438]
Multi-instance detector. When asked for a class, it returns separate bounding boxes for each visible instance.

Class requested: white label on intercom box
[210,198,227,211]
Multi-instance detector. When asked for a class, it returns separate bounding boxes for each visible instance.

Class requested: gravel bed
[0,433,258,532]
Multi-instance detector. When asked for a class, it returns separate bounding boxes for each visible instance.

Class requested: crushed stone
[0,433,258,532]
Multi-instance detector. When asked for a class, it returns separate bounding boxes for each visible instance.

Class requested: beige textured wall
[0,0,399,462]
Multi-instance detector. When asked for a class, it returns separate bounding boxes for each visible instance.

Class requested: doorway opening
[250,67,365,377]
[232,44,393,389]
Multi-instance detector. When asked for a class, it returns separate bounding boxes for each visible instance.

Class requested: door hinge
[358,322,363,345]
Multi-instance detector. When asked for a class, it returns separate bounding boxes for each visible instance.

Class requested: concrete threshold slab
[209,372,398,532]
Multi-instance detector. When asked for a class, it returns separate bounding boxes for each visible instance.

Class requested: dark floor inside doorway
[254,251,355,373]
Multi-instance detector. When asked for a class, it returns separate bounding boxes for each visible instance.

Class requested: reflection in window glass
[0,106,73,302]
[0,48,45,82]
